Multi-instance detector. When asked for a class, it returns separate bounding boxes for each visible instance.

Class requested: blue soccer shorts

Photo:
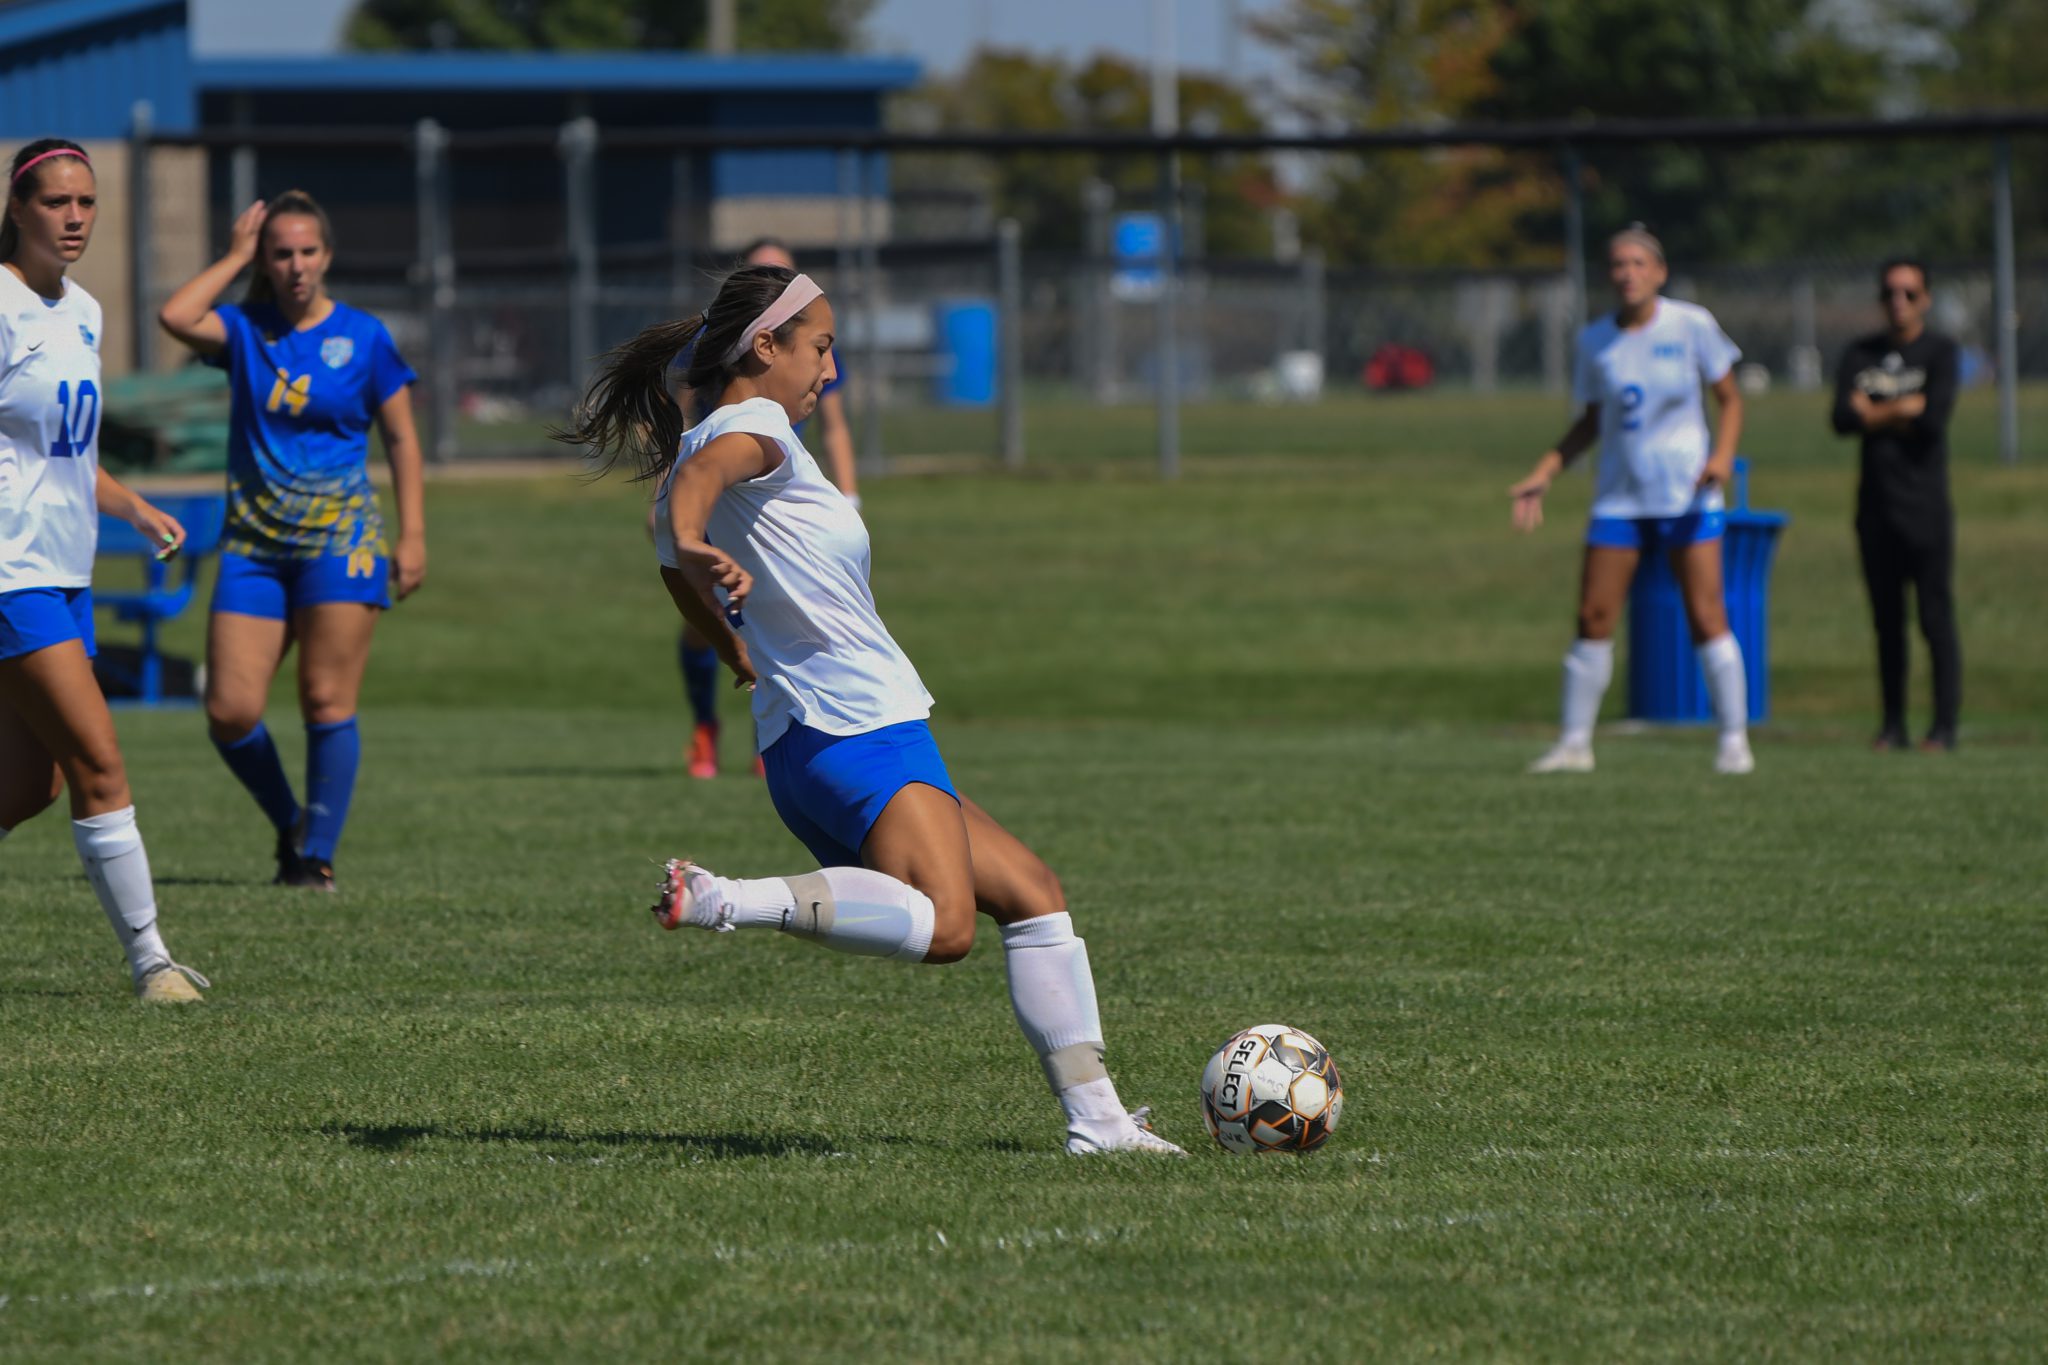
[761,718,958,867]
[0,586,95,661]
[212,551,391,619]
[1586,508,1726,553]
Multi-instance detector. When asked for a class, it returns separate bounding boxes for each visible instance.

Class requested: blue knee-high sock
[302,718,361,864]
[680,641,720,727]
[213,722,301,835]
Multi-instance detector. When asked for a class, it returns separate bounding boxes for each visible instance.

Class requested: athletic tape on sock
[1042,1041,1109,1090]
[780,870,836,937]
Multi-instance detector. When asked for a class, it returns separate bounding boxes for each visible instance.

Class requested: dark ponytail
[556,263,811,481]
[245,188,334,305]
[1,138,91,262]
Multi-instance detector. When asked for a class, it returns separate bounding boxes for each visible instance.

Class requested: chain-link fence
[102,117,2048,471]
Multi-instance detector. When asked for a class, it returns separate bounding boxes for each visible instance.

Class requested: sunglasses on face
[1881,286,1923,302]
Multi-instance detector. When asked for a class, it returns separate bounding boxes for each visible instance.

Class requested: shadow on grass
[476,766,678,781]
[153,875,257,887]
[318,1120,852,1159]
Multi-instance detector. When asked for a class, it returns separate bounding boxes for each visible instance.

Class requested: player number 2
[267,369,312,418]
[1618,383,1645,432]
[50,379,99,459]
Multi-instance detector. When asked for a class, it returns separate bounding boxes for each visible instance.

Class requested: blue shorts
[213,551,391,619]
[1586,509,1725,552]
[0,586,95,661]
[762,719,958,866]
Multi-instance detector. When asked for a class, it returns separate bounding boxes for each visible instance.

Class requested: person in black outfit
[1830,258,1962,751]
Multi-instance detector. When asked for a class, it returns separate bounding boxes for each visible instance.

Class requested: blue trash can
[1625,459,1789,724]
[932,298,997,407]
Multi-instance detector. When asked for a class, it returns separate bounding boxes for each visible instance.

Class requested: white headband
[721,273,824,365]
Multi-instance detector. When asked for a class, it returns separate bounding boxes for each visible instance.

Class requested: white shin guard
[776,867,935,962]
[1000,912,1110,1094]
[72,807,169,978]
[1697,632,1748,737]
[1560,638,1615,748]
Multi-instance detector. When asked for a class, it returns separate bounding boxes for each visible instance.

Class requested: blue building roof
[193,53,921,96]
[0,0,918,138]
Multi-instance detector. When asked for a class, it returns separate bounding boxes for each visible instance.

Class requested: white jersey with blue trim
[1572,297,1740,520]
[654,396,932,752]
[0,269,103,592]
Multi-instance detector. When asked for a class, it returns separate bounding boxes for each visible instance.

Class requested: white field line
[0,1206,1532,1315]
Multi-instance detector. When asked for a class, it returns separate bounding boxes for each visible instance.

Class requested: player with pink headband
[0,137,210,1001]
[560,263,1182,1156]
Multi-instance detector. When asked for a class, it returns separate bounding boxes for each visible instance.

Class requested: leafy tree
[896,50,1279,256]
[346,0,874,52]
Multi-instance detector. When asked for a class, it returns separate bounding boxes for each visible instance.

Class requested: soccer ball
[1199,1023,1343,1155]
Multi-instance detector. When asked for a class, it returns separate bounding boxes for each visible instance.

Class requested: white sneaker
[1066,1106,1186,1157]
[1527,742,1595,774]
[651,859,733,932]
[1715,734,1755,775]
[135,960,209,1003]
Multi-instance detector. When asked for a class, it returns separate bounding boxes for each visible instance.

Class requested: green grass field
[5,393,2047,1360]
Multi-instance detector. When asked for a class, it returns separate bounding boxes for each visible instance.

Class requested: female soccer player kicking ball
[159,191,426,890]
[1511,224,1754,775]
[0,139,209,1001]
[563,264,1181,1156]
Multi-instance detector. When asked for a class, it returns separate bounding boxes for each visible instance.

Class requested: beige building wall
[62,140,208,378]
[709,195,891,257]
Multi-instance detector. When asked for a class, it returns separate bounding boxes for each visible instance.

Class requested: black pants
[1857,516,1961,736]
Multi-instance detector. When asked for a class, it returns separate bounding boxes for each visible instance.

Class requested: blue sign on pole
[1112,211,1165,299]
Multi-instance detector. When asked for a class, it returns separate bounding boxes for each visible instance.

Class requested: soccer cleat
[1872,728,1910,753]
[135,961,210,1003]
[280,856,337,892]
[651,858,733,932]
[1715,734,1756,775]
[686,722,719,780]
[1919,728,1957,753]
[1527,742,1595,774]
[271,812,308,885]
[1066,1106,1187,1157]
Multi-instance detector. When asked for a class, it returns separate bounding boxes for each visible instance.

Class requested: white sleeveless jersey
[654,396,932,752]
[1573,297,1740,520]
[0,270,104,592]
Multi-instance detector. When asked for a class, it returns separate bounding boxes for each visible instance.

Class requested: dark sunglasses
[1880,286,1924,301]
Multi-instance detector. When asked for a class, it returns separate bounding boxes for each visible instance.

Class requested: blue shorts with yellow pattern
[212,550,390,619]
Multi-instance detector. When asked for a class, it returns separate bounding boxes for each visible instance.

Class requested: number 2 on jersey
[267,368,312,417]
[49,379,99,458]
[1618,383,1645,432]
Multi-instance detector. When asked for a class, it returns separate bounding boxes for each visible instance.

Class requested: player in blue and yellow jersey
[0,138,209,1000]
[159,191,426,891]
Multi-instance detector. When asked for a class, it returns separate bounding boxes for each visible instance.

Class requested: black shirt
[1831,329,1959,536]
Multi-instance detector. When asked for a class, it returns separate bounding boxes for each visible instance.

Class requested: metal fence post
[1084,178,1116,403]
[1301,246,1326,361]
[1560,143,1586,362]
[859,149,885,480]
[413,118,457,463]
[1992,134,2019,465]
[127,100,154,373]
[836,149,857,311]
[997,217,1024,470]
[668,151,694,311]
[560,116,600,402]
[1155,146,1181,481]
[229,92,256,231]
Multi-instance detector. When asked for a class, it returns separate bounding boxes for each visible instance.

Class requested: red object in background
[1363,344,1435,391]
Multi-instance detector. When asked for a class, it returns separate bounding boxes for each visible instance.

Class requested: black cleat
[280,856,337,892]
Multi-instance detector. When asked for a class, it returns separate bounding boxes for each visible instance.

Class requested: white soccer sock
[1000,913,1133,1141]
[1560,638,1614,748]
[1698,632,1748,738]
[720,866,934,961]
[72,807,169,980]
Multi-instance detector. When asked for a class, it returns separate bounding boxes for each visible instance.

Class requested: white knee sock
[716,867,934,962]
[1001,913,1133,1142]
[1697,632,1748,738]
[1560,638,1614,748]
[72,807,169,980]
